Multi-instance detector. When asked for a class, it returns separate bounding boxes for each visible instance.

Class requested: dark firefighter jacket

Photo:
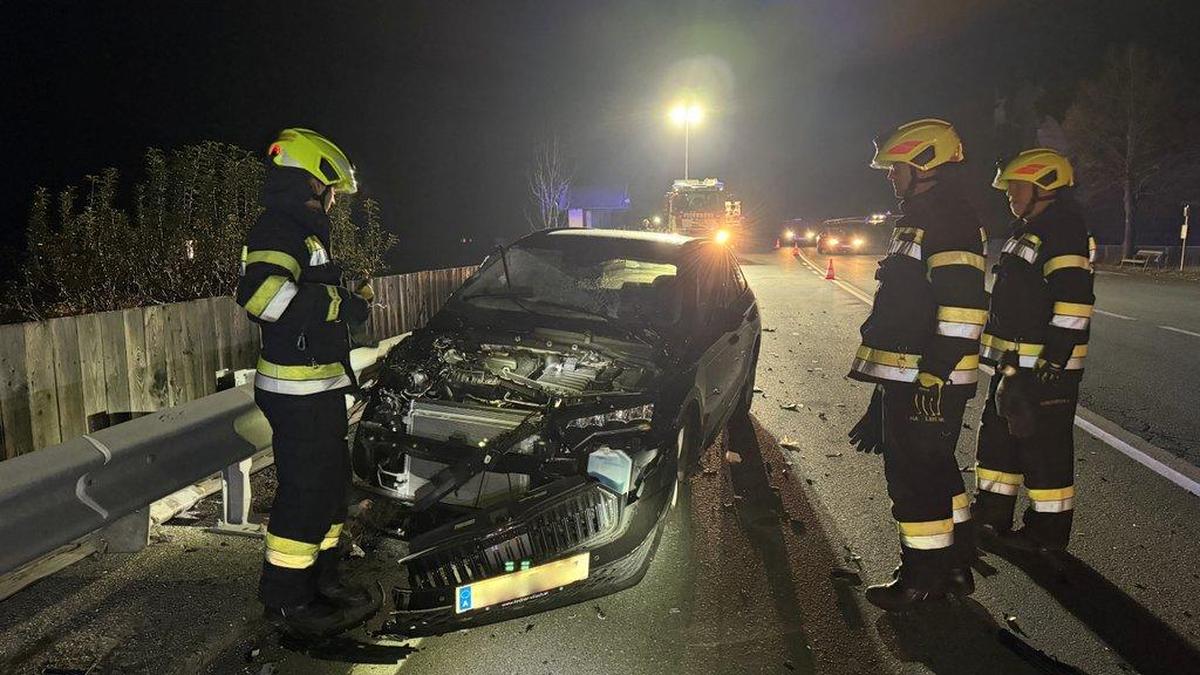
[849,178,988,392]
[235,168,368,395]
[980,195,1095,371]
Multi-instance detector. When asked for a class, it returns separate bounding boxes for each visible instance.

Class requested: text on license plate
[455,552,590,614]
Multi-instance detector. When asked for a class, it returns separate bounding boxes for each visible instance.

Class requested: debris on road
[824,452,843,458]
[1004,613,1028,637]
[780,402,803,411]
[780,440,802,452]
[817,411,828,420]
[594,605,607,621]
[762,327,777,332]
[669,607,681,614]
[524,623,534,633]
[348,543,366,558]
[725,451,743,464]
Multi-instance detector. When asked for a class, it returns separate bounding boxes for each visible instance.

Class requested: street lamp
[669,103,704,180]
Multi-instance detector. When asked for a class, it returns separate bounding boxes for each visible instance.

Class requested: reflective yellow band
[319,523,344,550]
[928,250,986,271]
[245,250,302,280]
[1044,255,1092,276]
[244,275,298,322]
[852,346,979,384]
[898,519,954,549]
[305,236,330,266]
[938,306,988,324]
[256,358,345,381]
[977,467,1023,496]
[951,492,971,523]
[1052,302,1094,318]
[265,533,319,569]
[325,285,341,322]
[1028,486,1075,501]
[304,236,322,253]
[1023,233,1043,248]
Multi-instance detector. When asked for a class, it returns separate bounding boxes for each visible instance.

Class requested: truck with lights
[665,178,743,242]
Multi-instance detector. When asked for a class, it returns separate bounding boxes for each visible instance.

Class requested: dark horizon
[4,0,1199,275]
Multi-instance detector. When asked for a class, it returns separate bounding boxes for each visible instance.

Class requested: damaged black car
[352,229,760,635]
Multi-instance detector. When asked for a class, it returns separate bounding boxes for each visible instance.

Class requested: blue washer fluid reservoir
[586,446,633,494]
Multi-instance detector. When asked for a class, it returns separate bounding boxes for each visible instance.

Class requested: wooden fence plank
[0,323,33,458]
[49,317,86,441]
[142,305,170,411]
[75,313,107,432]
[25,321,61,450]
[193,298,217,396]
[210,297,234,374]
[98,310,131,419]
[230,301,256,370]
[124,308,151,414]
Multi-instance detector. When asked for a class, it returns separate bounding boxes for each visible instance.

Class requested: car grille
[409,484,620,591]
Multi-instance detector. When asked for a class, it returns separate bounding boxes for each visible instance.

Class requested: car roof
[540,228,695,246]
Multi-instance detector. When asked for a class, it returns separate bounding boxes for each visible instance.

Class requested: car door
[691,246,746,433]
[724,253,759,400]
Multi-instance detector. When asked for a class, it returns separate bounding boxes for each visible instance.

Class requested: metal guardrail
[0,335,407,576]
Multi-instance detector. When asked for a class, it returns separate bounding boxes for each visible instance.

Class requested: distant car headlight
[714,229,731,245]
[828,237,840,246]
[805,230,816,241]
[852,237,864,248]
[566,404,655,429]
[783,229,795,241]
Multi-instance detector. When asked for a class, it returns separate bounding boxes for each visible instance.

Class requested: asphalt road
[3,249,1199,674]
[797,245,1200,465]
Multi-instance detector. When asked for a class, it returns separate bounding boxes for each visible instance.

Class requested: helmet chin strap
[902,166,937,200]
[1017,188,1055,220]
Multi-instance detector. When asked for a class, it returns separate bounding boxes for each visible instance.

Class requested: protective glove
[336,286,371,325]
[911,372,944,422]
[996,364,1037,438]
[848,386,884,454]
[1034,358,1063,385]
[354,278,375,303]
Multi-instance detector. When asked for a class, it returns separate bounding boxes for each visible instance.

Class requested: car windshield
[455,235,683,327]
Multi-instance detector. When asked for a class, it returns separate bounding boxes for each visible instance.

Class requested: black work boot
[999,508,1072,553]
[865,547,950,612]
[315,549,378,611]
[264,598,370,639]
[947,520,976,596]
[971,491,1016,537]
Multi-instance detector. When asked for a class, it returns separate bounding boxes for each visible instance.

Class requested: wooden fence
[0,266,476,460]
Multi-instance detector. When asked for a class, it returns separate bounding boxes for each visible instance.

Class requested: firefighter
[847,119,988,611]
[236,128,378,637]
[974,148,1094,553]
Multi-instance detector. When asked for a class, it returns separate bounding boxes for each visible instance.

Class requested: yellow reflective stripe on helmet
[256,358,345,381]
[325,285,341,322]
[976,466,1023,496]
[245,275,295,320]
[265,533,319,569]
[927,251,986,271]
[320,523,344,551]
[1043,255,1092,276]
[937,306,988,324]
[244,250,302,280]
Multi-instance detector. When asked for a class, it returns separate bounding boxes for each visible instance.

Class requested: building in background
[566,185,631,229]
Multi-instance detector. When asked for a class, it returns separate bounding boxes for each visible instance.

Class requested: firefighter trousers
[255,388,351,608]
[880,383,973,590]
[974,371,1079,549]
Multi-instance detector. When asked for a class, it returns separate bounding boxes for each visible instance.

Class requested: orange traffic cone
[792,239,799,251]
[774,238,781,249]
[825,258,836,280]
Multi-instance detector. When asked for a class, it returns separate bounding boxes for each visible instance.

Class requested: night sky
[4,1,1198,273]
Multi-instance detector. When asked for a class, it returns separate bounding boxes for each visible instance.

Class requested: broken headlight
[565,403,654,429]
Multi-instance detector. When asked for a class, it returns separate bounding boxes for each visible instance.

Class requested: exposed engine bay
[354,328,670,515]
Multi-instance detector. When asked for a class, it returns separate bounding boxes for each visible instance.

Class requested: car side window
[728,253,747,294]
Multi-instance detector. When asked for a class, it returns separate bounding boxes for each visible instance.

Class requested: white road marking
[790,250,1200,498]
[1160,325,1200,339]
[1094,308,1137,320]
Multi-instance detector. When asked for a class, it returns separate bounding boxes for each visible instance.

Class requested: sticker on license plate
[454,552,590,614]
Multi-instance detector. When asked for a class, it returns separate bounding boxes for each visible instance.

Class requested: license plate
[455,552,590,614]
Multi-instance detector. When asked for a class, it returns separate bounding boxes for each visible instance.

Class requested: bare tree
[1063,44,1182,258]
[527,137,571,231]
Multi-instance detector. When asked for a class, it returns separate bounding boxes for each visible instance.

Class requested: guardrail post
[101,506,150,552]
[208,368,265,538]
